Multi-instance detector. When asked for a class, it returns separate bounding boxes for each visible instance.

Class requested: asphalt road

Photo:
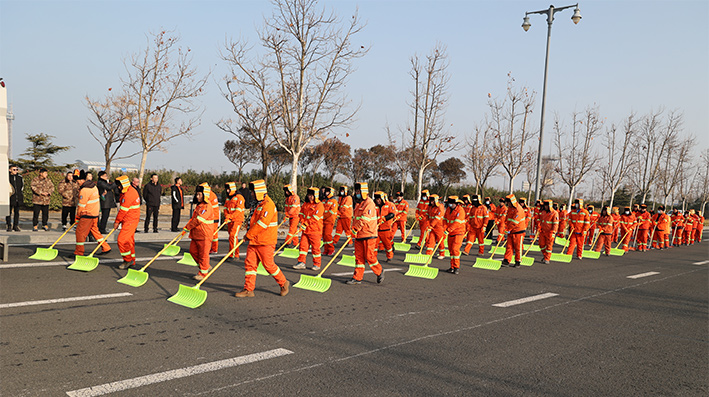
[1,236,707,396]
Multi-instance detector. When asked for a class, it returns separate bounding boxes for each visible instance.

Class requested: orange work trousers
[566,232,586,258]
[227,222,241,258]
[425,228,446,256]
[322,221,335,255]
[75,217,110,255]
[504,232,524,262]
[497,221,507,243]
[243,244,287,292]
[377,229,394,260]
[595,233,612,255]
[652,230,668,249]
[693,228,702,243]
[117,220,138,262]
[417,219,429,247]
[353,238,382,281]
[333,217,352,245]
[392,219,407,242]
[636,229,649,251]
[464,227,485,254]
[671,227,683,246]
[298,232,322,267]
[190,238,211,275]
[210,223,219,253]
[447,234,464,269]
[538,232,555,261]
[287,217,300,246]
[621,229,633,251]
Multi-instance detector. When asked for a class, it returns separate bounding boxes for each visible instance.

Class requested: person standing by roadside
[57,171,79,231]
[142,174,162,233]
[74,171,111,255]
[170,177,184,232]
[97,171,117,234]
[31,168,54,231]
[6,165,23,231]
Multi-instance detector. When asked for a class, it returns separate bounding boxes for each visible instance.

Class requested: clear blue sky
[1,0,707,193]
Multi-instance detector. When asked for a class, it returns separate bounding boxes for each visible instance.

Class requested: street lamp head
[522,15,531,31]
[571,6,582,24]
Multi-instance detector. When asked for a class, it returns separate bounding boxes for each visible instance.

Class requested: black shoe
[377,272,384,284]
[501,259,510,267]
[445,267,456,273]
[385,257,391,263]
[99,230,107,234]
[171,228,180,232]
[117,260,135,270]
[144,229,149,233]
[95,249,112,256]
[13,226,21,232]
[5,226,10,232]
[511,261,520,267]
[153,229,159,233]
[345,278,361,285]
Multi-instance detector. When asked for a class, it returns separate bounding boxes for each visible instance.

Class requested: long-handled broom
[609,228,633,256]
[549,234,572,263]
[29,221,78,260]
[520,231,540,266]
[404,228,431,263]
[177,221,232,266]
[117,231,186,287]
[582,230,601,259]
[473,235,505,270]
[394,216,415,252]
[168,240,245,308]
[405,233,445,279]
[293,237,352,293]
[67,228,117,271]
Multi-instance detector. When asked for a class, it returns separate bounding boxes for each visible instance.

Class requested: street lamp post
[522,4,581,202]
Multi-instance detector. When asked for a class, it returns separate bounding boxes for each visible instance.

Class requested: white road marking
[627,271,660,279]
[65,348,294,397]
[0,292,132,309]
[492,292,559,308]
[331,268,403,277]
[1,253,225,269]
[692,260,709,265]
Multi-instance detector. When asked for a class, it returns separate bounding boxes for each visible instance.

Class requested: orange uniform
[334,190,353,245]
[635,210,652,251]
[114,183,141,264]
[185,198,214,275]
[586,209,599,245]
[557,208,568,238]
[683,213,695,245]
[392,196,410,242]
[611,210,621,242]
[415,191,430,248]
[494,202,508,242]
[444,201,466,269]
[693,213,704,243]
[376,198,397,261]
[652,211,671,249]
[670,212,684,246]
[351,183,383,282]
[464,202,489,255]
[224,192,246,258]
[595,213,614,255]
[619,211,636,251]
[208,191,220,253]
[74,180,110,255]
[297,192,324,269]
[241,181,288,295]
[566,202,590,258]
[321,194,338,255]
[538,203,559,262]
[284,188,301,247]
[503,195,526,265]
[425,198,446,257]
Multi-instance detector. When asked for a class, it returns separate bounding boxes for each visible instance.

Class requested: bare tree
[124,30,209,182]
[220,0,366,194]
[386,125,411,194]
[319,137,351,184]
[697,149,709,215]
[599,112,637,209]
[630,109,683,204]
[404,44,459,199]
[85,91,137,174]
[489,75,537,193]
[349,148,372,184]
[656,134,694,207]
[553,106,602,207]
[223,139,253,181]
[464,120,498,197]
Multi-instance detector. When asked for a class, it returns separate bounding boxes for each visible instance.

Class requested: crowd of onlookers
[6,165,253,234]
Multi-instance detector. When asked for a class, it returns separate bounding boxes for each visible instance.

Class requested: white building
[75,160,139,173]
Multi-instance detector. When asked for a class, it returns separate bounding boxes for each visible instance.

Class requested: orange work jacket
[597,214,614,234]
[445,205,467,236]
[568,208,591,234]
[494,204,507,225]
[322,197,338,224]
[652,213,670,232]
[636,211,652,229]
[619,213,636,234]
[224,194,246,226]
[468,204,489,229]
[77,183,100,218]
[353,198,378,239]
[337,195,353,219]
[377,201,397,231]
[115,187,141,224]
[185,201,214,240]
[300,201,324,234]
[540,209,559,235]
[505,203,527,233]
[245,195,278,245]
[394,199,409,220]
[426,203,445,232]
[415,200,429,222]
[285,194,301,219]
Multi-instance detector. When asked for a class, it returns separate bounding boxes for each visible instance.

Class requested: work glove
[182,227,189,235]
[384,213,395,221]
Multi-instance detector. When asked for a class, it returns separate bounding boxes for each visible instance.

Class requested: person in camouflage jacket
[58,171,79,230]
[31,168,55,231]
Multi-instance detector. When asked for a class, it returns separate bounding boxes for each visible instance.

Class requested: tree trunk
[507,175,514,194]
[567,185,576,210]
[400,169,406,196]
[289,152,300,194]
[608,189,616,210]
[641,191,648,204]
[416,166,425,203]
[138,149,149,183]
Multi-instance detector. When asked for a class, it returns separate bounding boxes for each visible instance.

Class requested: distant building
[76,160,139,173]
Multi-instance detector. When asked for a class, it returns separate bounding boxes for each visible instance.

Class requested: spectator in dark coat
[97,171,118,234]
[170,177,184,232]
[142,174,162,233]
[238,182,252,209]
[6,165,23,231]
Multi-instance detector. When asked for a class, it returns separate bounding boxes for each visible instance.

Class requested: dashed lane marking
[492,292,559,308]
[65,348,294,397]
[0,292,133,309]
[692,260,709,265]
[627,271,660,279]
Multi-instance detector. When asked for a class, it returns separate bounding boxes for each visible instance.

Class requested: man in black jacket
[170,177,184,232]
[142,174,162,233]
[6,165,23,231]
[97,171,118,234]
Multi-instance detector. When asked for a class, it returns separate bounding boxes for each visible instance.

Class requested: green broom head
[293,274,332,293]
[177,253,198,266]
[550,253,572,263]
[583,250,601,259]
[404,264,438,279]
[520,256,535,266]
[67,256,99,272]
[410,236,419,244]
[256,262,269,275]
[524,244,541,252]
[29,247,58,261]
[555,237,568,246]
[483,238,492,245]
[338,255,355,267]
[162,244,181,257]
[168,284,207,309]
[117,269,149,287]
[473,257,502,270]
[394,243,411,252]
[278,248,300,258]
[609,248,625,256]
[404,253,430,264]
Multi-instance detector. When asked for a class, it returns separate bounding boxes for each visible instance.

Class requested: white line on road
[331,268,403,277]
[0,292,133,309]
[65,348,294,397]
[692,260,709,265]
[492,293,559,308]
[627,271,660,279]
[0,253,226,269]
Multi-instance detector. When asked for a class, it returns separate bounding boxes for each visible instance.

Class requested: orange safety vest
[652,213,670,232]
[415,200,428,222]
[394,199,409,219]
[115,187,141,224]
[505,203,526,233]
[619,213,636,233]
[353,198,378,239]
[636,212,652,229]
[245,195,279,245]
[597,214,614,234]
[300,201,324,234]
[444,205,467,235]
[426,203,445,232]
[568,208,591,234]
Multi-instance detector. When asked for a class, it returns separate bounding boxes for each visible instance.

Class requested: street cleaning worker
[651,205,670,249]
[463,195,489,256]
[539,200,559,264]
[224,182,246,258]
[586,205,599,245]
[635,204,652,251]
[74,171,111,256]
[283,184,301,247]
[619,207,637,252]
[294,187,324,270]
[566,199,591,259]
[502,194,526,268]
[494,198,508,243]
[415,190,430,249]
[443,196,466,274]
[183,184,214,280]
[392,191,409,243]
[424,194,446,259]
[321,186,338,256]
[333,186,353,245]
[235,179,289,298]
[115,175,141,269]
[373,191,396,262]
[346,182,384,285]
[594,206,614,256]
[204,183,220,254]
